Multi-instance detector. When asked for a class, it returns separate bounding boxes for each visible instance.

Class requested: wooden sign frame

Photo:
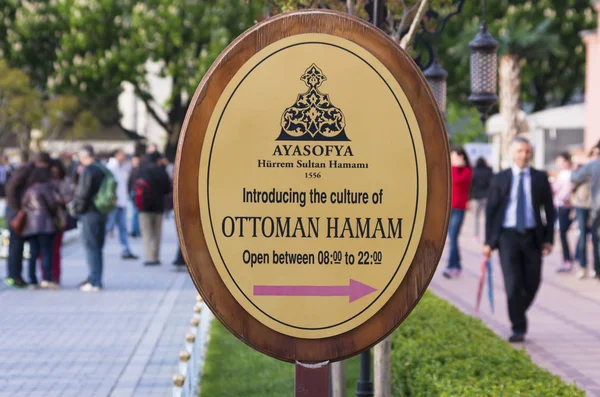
[174,9,450,363]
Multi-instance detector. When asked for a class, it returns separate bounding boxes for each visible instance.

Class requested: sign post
[295,362,331,397]
[175,10,450,395]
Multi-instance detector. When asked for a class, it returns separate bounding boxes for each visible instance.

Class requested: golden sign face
[199,34,427,339]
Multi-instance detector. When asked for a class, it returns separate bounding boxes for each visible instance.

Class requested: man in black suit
[484,137,555,343]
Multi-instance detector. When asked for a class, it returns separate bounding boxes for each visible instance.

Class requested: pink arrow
[253,279,377,303]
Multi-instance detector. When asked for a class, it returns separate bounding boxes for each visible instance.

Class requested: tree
[0,60,97,159]
[51,0,146,129]
[0,60,42,156]
[0,0,66,91]
[127,0,265,159]
[446,102,485,145]
[496,16,561,164]
[0,0,99,158]
[268,0,452,51]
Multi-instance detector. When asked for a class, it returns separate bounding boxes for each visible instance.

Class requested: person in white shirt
[106,149,138,260]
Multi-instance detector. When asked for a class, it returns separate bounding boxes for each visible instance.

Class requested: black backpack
[134,178,153,211]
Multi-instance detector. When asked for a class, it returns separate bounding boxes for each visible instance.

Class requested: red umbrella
[475,256,488,315]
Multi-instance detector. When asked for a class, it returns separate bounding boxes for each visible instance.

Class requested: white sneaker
[591,270,597,278]
[80,283,100,293]
[41,281,60,290]
[576,269,588,280]
[557,262,573,273]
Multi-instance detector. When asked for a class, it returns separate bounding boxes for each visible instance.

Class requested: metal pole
[355,351,373,396]
[373,0,383,28]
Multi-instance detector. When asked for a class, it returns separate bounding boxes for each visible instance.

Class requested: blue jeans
[448,209,465,270]
[575,208,600,269]
[130,199,140,236]
[557,207,573,262]
[28,233,55,283]
[5,206,25,281]
[81,211,107,287]
[590,212,600,275]
[106,207,131,255]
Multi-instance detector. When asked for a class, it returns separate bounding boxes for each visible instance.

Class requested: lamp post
[354,1,380,395]
[411,0,466,117]
[354,1,496,395]
[468,0,499,123]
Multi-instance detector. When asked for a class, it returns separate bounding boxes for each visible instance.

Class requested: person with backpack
[71,145,117,292]
[136,151,172,265]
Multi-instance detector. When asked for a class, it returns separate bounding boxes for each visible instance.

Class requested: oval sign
[176,10,450,362]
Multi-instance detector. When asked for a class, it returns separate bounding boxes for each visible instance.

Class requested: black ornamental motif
[277,64,350,141]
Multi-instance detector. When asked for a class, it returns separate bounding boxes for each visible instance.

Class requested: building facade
[582,2,600,149]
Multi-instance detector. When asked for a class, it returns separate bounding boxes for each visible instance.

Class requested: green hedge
[392,293,583,397]
[200,292,583,396]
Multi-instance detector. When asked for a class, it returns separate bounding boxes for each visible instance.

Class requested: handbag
[54,205,68,231]
[40,188,67,232]
[65,213,78,231]
[9,210,27,236]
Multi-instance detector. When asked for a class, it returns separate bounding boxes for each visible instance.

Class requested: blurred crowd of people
[446,138,600,343]
[2,142,182,292]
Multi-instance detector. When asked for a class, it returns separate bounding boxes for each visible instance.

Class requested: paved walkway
[0,217,197,397]
[431,211,600,396]
[2,210,599,396]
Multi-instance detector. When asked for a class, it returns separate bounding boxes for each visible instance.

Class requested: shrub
[391,292,583,397]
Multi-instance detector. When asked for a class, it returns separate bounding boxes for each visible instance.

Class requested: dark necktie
[516,171,526,232]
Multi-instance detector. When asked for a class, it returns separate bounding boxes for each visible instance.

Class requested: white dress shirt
[503,166,536,229]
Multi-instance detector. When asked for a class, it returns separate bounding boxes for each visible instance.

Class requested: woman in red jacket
[444,147,473,278]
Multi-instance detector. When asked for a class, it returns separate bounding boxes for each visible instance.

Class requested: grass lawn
[200,321,361,397]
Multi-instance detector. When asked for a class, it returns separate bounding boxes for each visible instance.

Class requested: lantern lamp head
[468,22,499,123]
[424,60,449,117]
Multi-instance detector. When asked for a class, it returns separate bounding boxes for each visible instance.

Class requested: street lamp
[424,60,448,116]
[468,0,498,123]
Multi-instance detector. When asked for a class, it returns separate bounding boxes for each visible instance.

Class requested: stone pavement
[0,216,198,397]
[431,210,600,397]
[3,209,599,396]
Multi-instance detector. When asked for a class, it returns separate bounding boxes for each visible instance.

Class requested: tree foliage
[446,102,485,145]
[0,60,97,157]
[267,0,451,47]
[0,0,66,90]
[2,0,597,155]
[51,0,146,127]
[2,0,263,159]
[0,60,42,138]
[128,0,264,158]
